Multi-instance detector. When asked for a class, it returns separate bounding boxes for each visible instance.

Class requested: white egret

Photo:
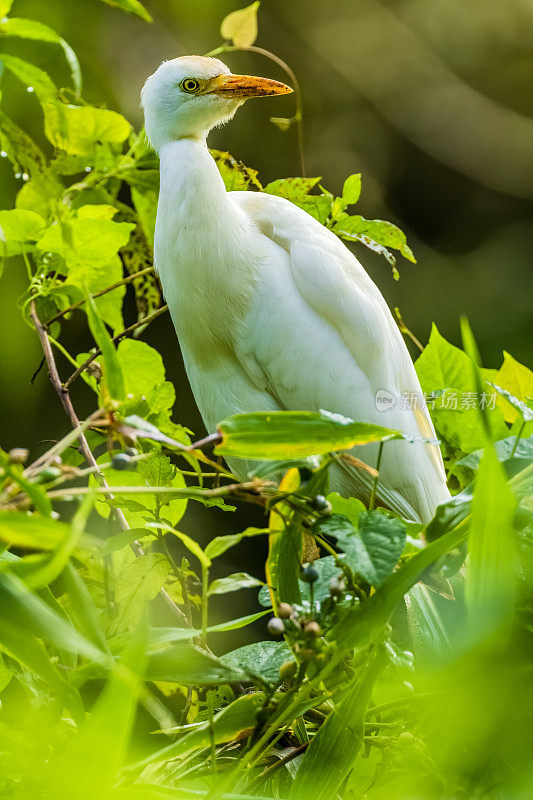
[141,56,450,522]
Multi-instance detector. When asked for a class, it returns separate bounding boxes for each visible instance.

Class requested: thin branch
[29,300,187,625]
[247,742,309,790]
[44,267,155,327]
[63,304,168,389]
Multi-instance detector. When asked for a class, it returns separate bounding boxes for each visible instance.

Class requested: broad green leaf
[208,572,262,596]
[98,0,152,22]
[204,527,267,559]
[117,338,165,397]
[0,208,45,256]
[330,522,469,652]
[415,324,507,452]
[146,642,245,684]
[220,1,260,48]
[488,381,533,423]
[0,570,106,663]
[85,295,126,402]
[0,1,13,15]
[457,435,533,473]
[0,511,67,549]
[0,18,81,93]
[484,352,533,423]
[320,510,406,587]
[43,102,130,155]
[264,176,322,202]
[216,410,400,460]
[130,693,263,773]
[341,173,362,205]
[16,174,61,218]
[131,186,157,246]
[63,563,109,653]
[327,492,365,525]
[289,648,385,800]
[221,640,292,683]
[124,611,271,649]
[465,445,516,638]
[405,582,451,663]
[0,618,83,719]
[334,214,416,262]
[110,553,169,635]
[38,215,133,330]
[54,621,147,794]
[0,53,57,101]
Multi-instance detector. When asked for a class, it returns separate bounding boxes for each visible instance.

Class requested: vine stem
[44,266,155,327]
[208,43,306,177]
[29,300,187,624]
[63,304,168,389]
[369,441,385,512]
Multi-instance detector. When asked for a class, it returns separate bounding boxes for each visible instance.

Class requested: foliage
[0,2,532,800]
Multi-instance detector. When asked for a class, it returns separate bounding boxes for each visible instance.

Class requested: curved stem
[209,43,306,177]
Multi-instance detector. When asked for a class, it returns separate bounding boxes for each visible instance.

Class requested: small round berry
[277,602,292,619]
[329,576,346,597]
[8,448,29,464]
[267,617,285,636]
[304,621,322,638]
[279,660,298,681]
[311,495,332,514]
[300,565,319,584]
[111,453,134,471]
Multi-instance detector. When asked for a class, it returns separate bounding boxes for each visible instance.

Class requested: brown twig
[247,741,309,790]
[44,267,155,327]
[29,300,187,624]
[63,304,168,389]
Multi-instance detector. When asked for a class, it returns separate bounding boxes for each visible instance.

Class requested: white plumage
[142,56,450,522]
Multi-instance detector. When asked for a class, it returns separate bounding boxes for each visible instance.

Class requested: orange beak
[207,73,293,98]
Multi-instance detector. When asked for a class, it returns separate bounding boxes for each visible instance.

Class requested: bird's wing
[229,190,449,521]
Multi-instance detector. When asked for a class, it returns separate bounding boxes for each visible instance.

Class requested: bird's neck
[155,137,258,353]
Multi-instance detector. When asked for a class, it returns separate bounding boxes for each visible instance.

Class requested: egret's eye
[181,78,201,94]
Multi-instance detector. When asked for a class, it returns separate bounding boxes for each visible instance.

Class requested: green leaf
[0,208,45,256]
[0,53,57,101]
[220,2,260,48]
[0,570,106,663]
[457,435,533,473]
[333,214,416,262]
[487,381,533,423]
[0,1,14,15]
[85,295,126,402]
[330,522,469,652]
[415,324,507,452]
[484,352,533,423]
[0,511,67,550]
[98,0,152,22]
[327,492,365,525]
[117,338,165,397]
[405,582,451,663]
[146,642,245,684]
[264,176,322,202]
[221,641,292,683]
[148,522,210,568]
[211,150,262,191]
[136,611,270,648]
[465,445,517,638]
[0,618,83,719]
[110,553,169,635]
[289,648,385,800]
[0,18,81,94]
[130,693,263,772]
[322,510,407,587]
[341,173,362,205]
[204,527,267,559]
[43,102,130,155]
[208,572,262,596]
[216,410,401,460]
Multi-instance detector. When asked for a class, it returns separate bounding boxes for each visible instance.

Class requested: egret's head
[141,55,292,151]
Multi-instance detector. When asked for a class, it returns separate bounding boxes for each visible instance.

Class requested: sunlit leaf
[0,53,57,101]
[98,0,152,23]
[208,572,262,596]
[220,1,260,48]
[110,553,169,636]
[0,17,81,93]
[43,102,130,155]
[85,295,126,402]
[217,410,401,460]
[0,208,45,256]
